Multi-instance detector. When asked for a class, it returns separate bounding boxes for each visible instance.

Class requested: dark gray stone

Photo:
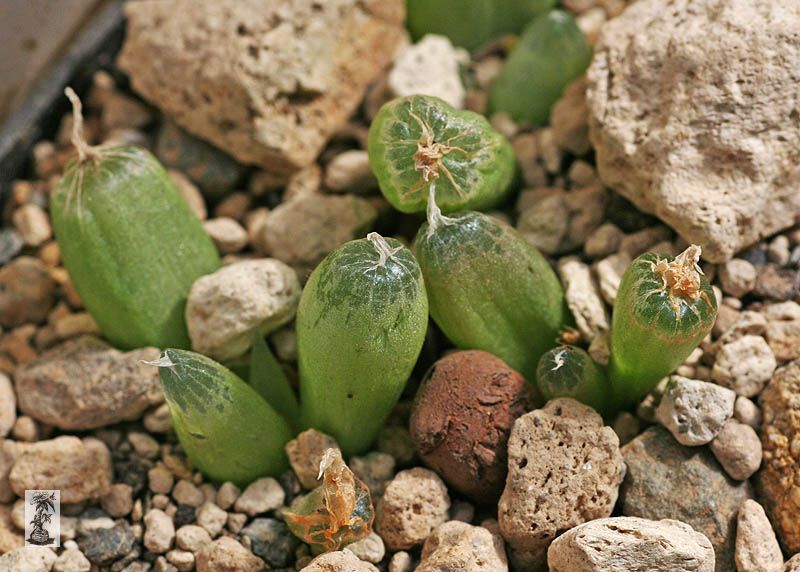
[80,521,137,565]
[241,518,299,568]
[621,426,752,572]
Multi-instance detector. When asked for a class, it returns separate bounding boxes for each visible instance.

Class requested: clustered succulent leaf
[368,94,516,214]
[297,233,429,456]
[415,188,567,380]
[489,10,592,125]
[51,89,220,350]
[406,0,555,52]
[535,246,718,415]
[153,349,293,486]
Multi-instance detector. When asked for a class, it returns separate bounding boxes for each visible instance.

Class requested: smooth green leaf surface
[489,10,591,125]
[51,145,220,350]
[250,332,300,428]
[157,349,293,485]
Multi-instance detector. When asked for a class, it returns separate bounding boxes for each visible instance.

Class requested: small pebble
[733,396,762,429]
[128,432,160,458]
[195,537,264,572]
[711,335,777,397]
[172,480,205,507]
[166,549,194,572]
[100,483,133,518]
[233,477,285,516]
[709,419,762,480]
[389,551,413,572]
[143,509,175,553]
[345,532,385,564]
[196,502,227,537]
[175,524,211,553]
[149,465,174,495]
[203,217,249,254]
[13,204,52,247]
[719,259,758,297]
[325,150,377,193]
[215,482,240,510]
[655,376,735,446]
[376,468,451,550]
[735,500,783,572]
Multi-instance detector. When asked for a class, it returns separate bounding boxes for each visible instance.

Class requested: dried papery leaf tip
[317,448,341,480]
[426,184,455,238]
[366,232,401,268]
[653,244,704,302]
[64,87,99,163]
[142,353,176,368]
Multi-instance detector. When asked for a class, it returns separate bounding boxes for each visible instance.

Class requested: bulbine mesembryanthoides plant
[297,232,429,456]
[535,245,717,414]
[414,188,567,380]
[51,89,219,350]
[608,245,717,408]
[150,349,294,486]
[368,94,516,214]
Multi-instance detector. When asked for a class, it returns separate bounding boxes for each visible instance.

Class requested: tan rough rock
[0,546,56,572]
[302,550,379,571]
[498,398,625,570]
[759,360,800,553]
[735,500,783,572]
[14,336,163,430]
[417,521,508,572]
[786,555,800,572]
[9,436,112,503]
[119,0,406,173]
[557,257,609,341]
[196,537,264,572]
[551,75,590,156]
[548,517,715,572]
[185,259,300,361]
[587,0,800,262]
[712,335,777,397]
[376,468,450,551]
[709,420,762,481]
[285,429,341,490]
[258,193,377,278]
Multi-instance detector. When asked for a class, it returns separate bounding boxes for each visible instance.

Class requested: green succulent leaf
[297,233,429,456]
[155,349,293,486]
[368,95,515,214]
[414,193,567,380]
[249,332,300,430]
[608,246,718,409]
[489,10,592,125]
[536,345,610,415]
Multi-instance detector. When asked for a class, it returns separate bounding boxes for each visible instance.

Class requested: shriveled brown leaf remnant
[284,448,374,553]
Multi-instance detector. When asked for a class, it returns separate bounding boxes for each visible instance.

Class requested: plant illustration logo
[25,490,60,547]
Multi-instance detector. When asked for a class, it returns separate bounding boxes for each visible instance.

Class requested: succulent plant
[368,94,515,214]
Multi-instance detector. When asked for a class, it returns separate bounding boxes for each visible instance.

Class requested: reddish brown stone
[409,351,538,502]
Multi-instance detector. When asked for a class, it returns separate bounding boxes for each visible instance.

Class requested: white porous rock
[587,0,800,262]
[499,399,625,571]
[557,256,609,341]
[0,546,57,572]
[376,468,450,551]
[186,259,300,361]
[388,35,467,108]
[711,335,777,397]
[655,376,735,446]
[547,517,715,572]
[416,521,508,572]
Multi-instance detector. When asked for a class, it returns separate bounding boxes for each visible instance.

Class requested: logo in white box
[25,490,60,547]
